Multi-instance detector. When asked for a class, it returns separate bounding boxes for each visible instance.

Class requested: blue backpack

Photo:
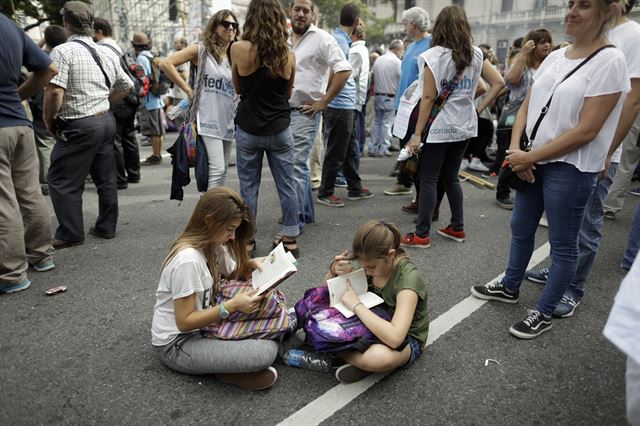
[294,286,392,353]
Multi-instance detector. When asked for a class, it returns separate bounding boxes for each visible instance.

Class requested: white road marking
[277,242,551,426]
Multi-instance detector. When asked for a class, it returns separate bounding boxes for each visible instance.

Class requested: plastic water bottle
[167,98,191,120]
[282,349,332,373]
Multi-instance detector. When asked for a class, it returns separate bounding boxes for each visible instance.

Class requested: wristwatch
[219,302,230,319]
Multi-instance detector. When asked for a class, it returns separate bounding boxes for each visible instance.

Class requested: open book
[326,268,384,318]
[251,242,298,295]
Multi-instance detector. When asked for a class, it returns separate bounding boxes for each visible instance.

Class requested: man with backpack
[132,32,165,166]
[94,17,141,188]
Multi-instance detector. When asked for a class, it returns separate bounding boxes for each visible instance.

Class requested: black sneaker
[509,309,552,339]
[335,364,371,383]
[141,155,162,166]
[470,281,519,304]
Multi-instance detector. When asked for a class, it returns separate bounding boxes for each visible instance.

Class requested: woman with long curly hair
[230,0,299,257]
[400,5,504,248]
[160,10,239,189]
[151,187,281,390]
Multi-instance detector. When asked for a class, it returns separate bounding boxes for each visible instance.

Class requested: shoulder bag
[401,67,466,177]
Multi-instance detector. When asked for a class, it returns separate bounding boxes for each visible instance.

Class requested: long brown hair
[204,9,240,63]
[163,187,254,292]
[430,5,473,72]
[352,220,406,260]
[242,0,290,77]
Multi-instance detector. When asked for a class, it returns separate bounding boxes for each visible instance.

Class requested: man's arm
[43,83,65,133]
[606,78,640,160]
[18,63,57,100]
[299,70,351,117]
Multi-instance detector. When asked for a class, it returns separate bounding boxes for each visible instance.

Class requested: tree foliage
[0,0,91,29]
[313,0,367,29]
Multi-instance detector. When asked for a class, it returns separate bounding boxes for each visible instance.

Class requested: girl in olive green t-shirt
[326,220,429,383]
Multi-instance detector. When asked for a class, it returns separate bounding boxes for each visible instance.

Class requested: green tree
[1,0,90,30]
[313,0,367,29]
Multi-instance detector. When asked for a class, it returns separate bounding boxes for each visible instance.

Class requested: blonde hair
[352,220,406,260]
[595,0,624,35]
[163,187,254,292]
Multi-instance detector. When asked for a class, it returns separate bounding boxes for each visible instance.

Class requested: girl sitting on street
[150,187,281,390]
[326,220,429,383]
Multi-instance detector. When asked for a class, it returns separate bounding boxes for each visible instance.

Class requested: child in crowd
[150,187,281,390]
[326,220,429,383]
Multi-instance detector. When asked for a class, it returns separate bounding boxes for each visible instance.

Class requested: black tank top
[235,66,290,135]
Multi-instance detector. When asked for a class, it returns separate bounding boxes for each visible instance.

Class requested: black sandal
[272,236,300,258]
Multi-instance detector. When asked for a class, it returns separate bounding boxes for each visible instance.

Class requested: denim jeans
[235,127,300,238]
[502,162,597,316]
[369,95,395,156]
[415,141,468,237]
[290,110,320,225]
[319,107,361,198]
[567,162,617,299]
[622,203,640,269]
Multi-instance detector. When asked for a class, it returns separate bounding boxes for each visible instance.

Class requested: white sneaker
[460,159,470,171]
[469,158,490,172]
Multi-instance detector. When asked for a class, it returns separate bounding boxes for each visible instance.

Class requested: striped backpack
[201,279,290,340]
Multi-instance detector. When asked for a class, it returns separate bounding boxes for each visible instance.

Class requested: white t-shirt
[603,253,640,365]
[607,20,640,163]
[197,50,236,140]
[527,47,629,172]
[372,52,401,96]
[151,246,236,346]
[420,46,483,143]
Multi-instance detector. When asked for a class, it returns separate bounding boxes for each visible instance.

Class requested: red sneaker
[400,232,431,248]
[437,225,466,242]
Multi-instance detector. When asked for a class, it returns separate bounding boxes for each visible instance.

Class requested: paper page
[251,243,297,295]
[333,292,385,318]
[326,268,368,306]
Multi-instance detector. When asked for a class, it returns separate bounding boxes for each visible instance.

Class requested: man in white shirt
[288,0,352,227]
[350,25,369,171]
[368,40,403,157]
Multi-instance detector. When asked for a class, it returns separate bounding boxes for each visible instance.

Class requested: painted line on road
[277,242,551,426]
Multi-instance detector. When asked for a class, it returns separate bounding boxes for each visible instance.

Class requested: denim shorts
[401,336,422,369]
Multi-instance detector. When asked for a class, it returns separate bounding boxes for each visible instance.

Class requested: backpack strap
[72,39,111,89]
[186,43,208,124]
[420,67,465,142]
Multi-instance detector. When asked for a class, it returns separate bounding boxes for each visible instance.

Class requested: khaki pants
[0,126,52,284]
[604,115,640,214]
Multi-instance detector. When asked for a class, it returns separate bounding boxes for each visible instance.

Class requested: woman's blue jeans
[235,127,300,238]
[503,162,597,316]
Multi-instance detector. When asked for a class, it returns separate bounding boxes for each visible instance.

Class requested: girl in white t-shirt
[400,5,504,249]
[471,0,630,340]
[151,187,280,390]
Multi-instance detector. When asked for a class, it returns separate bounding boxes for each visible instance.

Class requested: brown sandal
[272,236,299,258]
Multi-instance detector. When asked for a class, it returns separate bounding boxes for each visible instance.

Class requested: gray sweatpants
[155,332,279,375]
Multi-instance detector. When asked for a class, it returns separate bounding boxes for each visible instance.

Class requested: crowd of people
[1,0,639,419]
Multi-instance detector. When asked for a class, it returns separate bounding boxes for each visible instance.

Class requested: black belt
[375,92,395,97]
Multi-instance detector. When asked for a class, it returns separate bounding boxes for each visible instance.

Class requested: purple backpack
[294,286,392,353]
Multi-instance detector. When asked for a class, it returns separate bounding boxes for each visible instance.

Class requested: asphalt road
[1,141,636,425]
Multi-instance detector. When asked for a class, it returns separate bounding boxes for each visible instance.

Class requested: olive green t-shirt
[369,258,429,347]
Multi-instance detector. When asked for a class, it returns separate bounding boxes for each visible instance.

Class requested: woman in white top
[400,5,504,248]
[151,187,280,390]
[160,10,238,189]
[471,0,630,340]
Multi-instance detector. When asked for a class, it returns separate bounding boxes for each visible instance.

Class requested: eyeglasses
[220,21,239,30]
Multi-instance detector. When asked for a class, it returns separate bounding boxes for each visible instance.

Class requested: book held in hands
[326,268,384,318]
[251,242,298,295]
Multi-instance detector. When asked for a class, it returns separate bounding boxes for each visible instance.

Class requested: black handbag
[500,45,614,191]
